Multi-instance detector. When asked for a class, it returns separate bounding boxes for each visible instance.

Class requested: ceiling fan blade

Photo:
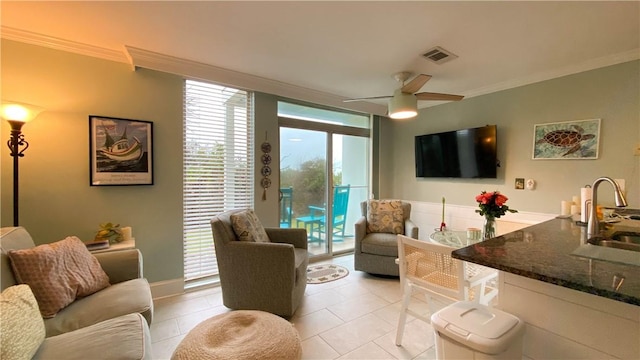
[343,95,392,103]
[401,74,432,94]
[415,92,464,101]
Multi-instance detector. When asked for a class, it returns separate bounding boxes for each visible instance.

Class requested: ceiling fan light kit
[344,72,464,120]
[388,89,418,119]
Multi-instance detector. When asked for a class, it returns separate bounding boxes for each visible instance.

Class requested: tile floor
[307,236,355,256]
[150,254,442,359]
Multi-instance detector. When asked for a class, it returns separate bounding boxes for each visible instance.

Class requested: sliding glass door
[280,127,328,255]
[333,133,368,254]
[278,102,370,258]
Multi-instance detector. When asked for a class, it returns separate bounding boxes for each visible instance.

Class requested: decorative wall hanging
[89,115,153,185]
[532,118,600,160]
[260,132,272,200]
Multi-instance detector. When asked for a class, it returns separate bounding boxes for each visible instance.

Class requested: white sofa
[0,227,154,359]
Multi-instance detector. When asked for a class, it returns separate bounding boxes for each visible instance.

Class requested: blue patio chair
[279,187,293,228]
[296,185,350,244]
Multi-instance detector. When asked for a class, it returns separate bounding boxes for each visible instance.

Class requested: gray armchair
[354,200,419,276]
[210,209,309,317]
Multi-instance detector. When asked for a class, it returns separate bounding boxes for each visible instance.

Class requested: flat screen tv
[415,125,497,178]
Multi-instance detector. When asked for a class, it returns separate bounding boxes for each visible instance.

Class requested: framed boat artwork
[532,118,601,160]
[89,115,154,185]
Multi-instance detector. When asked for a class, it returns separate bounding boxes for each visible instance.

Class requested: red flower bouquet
[475,191,517,219]
[475,191,517,239]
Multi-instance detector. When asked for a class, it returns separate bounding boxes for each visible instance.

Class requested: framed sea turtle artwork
[89,115,154,185]
[532,119,601,160]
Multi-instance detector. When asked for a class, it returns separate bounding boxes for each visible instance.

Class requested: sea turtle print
[535,125,596,157]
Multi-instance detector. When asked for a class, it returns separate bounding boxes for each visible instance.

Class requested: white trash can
[431,301,525,360]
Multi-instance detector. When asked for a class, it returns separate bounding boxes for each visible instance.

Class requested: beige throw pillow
[366,200,405,234]
[0,285,45,360]
[230,210,270,243]
[8,236,111,318]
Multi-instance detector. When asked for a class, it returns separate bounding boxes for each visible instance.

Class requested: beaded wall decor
[260,133,272,200]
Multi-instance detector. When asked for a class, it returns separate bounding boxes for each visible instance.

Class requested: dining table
[429,229,482,248]
[428,229,499,304]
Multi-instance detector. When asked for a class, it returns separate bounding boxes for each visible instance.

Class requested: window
[183,80,254,284]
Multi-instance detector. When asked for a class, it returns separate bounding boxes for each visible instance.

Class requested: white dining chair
[395,235,498,346]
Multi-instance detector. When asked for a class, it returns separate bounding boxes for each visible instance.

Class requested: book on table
[84,240,110,250]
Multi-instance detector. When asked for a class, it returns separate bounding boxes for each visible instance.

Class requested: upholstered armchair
[354,200,419,276]
[210,209,309,317]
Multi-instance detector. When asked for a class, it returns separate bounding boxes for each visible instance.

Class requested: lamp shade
[388,90,417,119]
[1,102,43,123]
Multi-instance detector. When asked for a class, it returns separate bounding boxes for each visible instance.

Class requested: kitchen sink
[573,230,640,266]
[611,232,640,243]
[588,232,640,252]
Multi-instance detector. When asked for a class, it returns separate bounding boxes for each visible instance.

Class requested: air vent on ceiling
[422,46,458,65]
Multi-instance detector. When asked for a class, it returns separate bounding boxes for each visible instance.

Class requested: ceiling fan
[344,72,464,119]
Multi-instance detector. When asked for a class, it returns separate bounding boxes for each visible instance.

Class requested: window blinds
[183,80,254,282]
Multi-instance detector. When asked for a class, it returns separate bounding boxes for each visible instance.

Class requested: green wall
[3,38,638,285]
[381,60,640,213]
[253,92,281,227]
[1,40,185,283]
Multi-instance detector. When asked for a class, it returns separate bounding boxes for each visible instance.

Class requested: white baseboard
[150,278,185,300]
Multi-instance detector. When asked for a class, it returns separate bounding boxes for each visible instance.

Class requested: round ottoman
[171,310,302,360]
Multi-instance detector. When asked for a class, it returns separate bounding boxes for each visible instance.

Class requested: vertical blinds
[183,80,254,282]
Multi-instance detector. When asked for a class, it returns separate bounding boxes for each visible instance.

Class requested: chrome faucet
[587,177,628,238]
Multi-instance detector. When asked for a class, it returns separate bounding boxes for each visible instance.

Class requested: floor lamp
[2,102,43,226]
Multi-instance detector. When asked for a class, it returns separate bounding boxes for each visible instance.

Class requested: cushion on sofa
[7,236,110,318]
[360,233,400,257]
[230,209,270,243]
[366,200,405,234]
[0,285,46,360]
[44,278,153,337]
[34,313,152,360]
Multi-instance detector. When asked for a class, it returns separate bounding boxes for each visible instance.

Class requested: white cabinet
[498,272,639,359]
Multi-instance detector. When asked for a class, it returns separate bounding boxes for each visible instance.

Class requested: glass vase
[483,216,497,240]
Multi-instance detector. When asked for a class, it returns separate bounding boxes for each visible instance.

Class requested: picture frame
[89,115,153,186]
[532,118,601,160]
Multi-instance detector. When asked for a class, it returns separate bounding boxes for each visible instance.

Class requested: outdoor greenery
[281,158,342,217]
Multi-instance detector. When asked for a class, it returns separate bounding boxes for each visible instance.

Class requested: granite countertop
[452,218,640,306]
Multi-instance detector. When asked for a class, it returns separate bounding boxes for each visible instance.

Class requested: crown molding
[1,26,129,64]
[3,25,636,114]
[125,46,387,116]
[0,25,385,115]
[464,48,640,99]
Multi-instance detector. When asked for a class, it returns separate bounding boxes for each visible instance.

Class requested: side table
[89,238,136,253]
